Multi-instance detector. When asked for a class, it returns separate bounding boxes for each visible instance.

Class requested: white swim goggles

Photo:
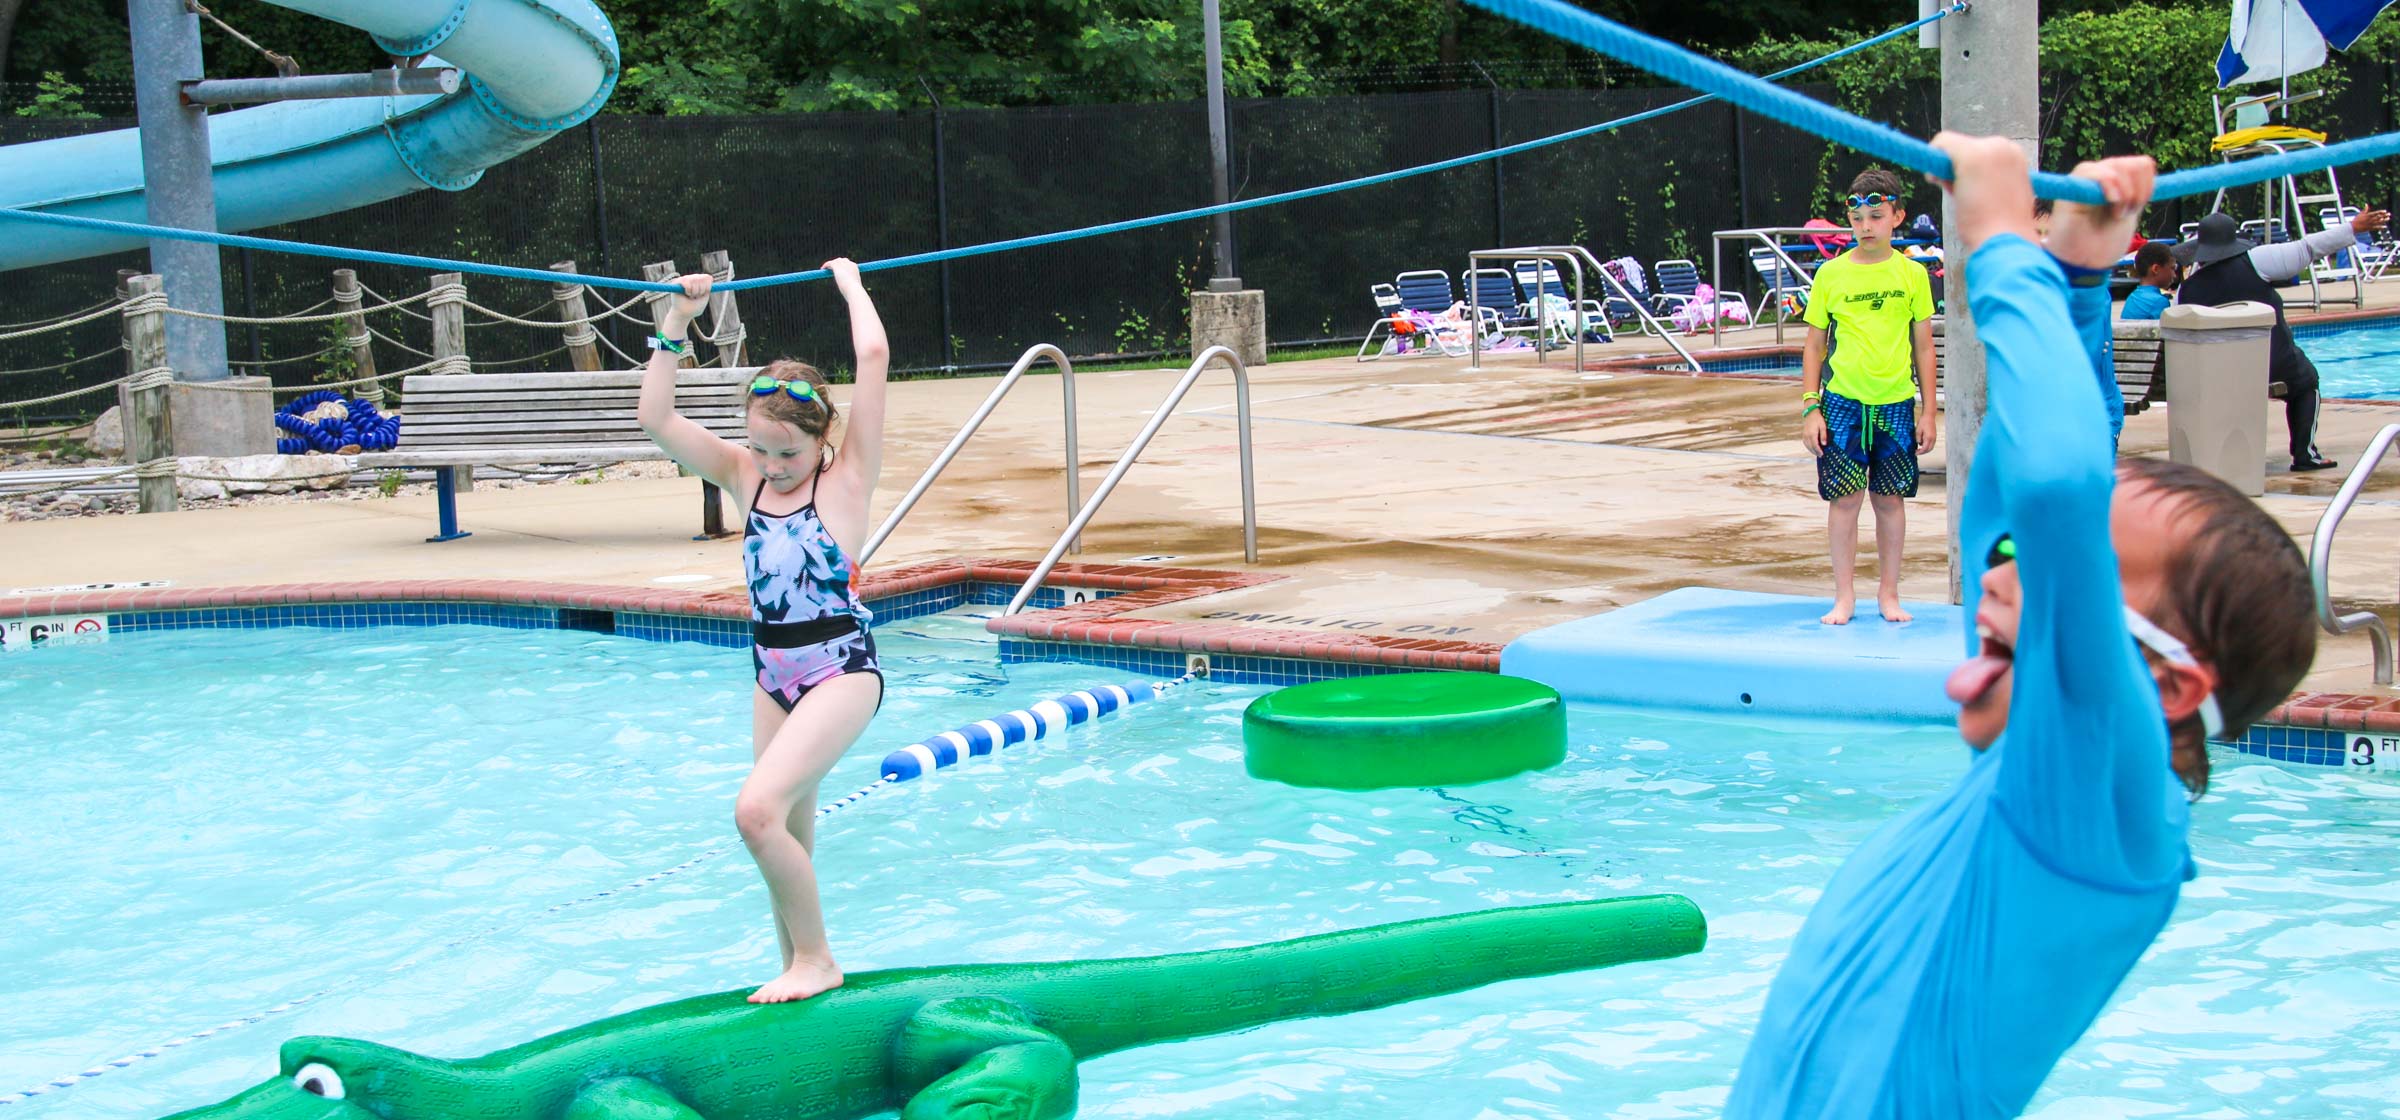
[1989,534,2225,740]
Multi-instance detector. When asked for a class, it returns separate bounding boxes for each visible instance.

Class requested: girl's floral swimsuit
[746,462,880,713]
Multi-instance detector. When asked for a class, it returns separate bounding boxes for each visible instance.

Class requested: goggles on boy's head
[749,375,822,403]
[1846,192,1899,211]
[1983,532,2225,739]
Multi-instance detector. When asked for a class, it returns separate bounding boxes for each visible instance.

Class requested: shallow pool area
[6,613,2400,1118]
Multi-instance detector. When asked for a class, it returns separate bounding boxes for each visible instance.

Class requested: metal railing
[1004,346,1257,616]
[1709,227,1827,347]
[1465,247,1591,373]
[1466,244,1700,373]
[860,344,1080,565]
[2311,423,2400,685]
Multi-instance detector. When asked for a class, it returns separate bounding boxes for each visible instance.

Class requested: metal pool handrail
[1004,345,1257,616]
[2310,423,2400,685]
[1708,226,1827,348]
[860,343,1080,565]
[1468,244,1700,373]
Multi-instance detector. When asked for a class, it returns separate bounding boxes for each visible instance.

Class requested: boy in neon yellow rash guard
[1800,168,1938,626]
[1729,136,2319,1119]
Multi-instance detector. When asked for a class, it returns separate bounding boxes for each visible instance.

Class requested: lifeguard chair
[2206,89,2370,310]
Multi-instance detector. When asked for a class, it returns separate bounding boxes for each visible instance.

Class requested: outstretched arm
[825,259,891,493]
[635,274,746,493]
[2248,210,2388,282]
[1940,137,2180,880]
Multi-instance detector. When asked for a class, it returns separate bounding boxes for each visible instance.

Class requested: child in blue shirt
[2120,241,2179,320]
[1727,135,2320,1118]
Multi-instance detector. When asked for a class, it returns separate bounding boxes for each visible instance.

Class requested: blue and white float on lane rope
[878,672,1192,781]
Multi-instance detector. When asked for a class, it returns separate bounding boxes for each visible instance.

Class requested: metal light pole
[128,0,229,384]
[1203,0,1240,292]
[1939,0,2038,601]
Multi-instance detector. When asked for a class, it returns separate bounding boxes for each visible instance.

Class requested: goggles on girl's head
[1983,532,2225,738]
[749,376,822,403]
[1846,192,1899,211]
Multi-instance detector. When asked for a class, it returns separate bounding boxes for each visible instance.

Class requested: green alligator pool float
[161,895,1704,1120]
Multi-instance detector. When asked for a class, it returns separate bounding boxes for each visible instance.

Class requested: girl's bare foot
[749,958,843,1004]
[1822,597,1856,626]
[1879,593,1913,623]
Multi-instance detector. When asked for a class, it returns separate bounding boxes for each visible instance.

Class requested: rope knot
[126,366,177,392]
[120,292,171,317]
[427,283,469,308]
[431,356,471,376]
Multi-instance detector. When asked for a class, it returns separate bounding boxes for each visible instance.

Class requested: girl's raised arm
[824,259,890,491]
[635,273,746,492]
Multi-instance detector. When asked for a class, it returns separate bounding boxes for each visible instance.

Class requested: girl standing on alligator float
[636,260,889,1003]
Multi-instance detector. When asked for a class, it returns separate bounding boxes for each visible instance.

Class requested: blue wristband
[2051,256,2113,288]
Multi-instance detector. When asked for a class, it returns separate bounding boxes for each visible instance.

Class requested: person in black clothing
[2174,209,2390,472]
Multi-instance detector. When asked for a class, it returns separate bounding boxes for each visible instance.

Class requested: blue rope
[1465,0,2400,206]
[0,4,1966,294]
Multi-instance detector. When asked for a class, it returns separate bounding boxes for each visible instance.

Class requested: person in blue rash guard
[1725,135,2319,1118]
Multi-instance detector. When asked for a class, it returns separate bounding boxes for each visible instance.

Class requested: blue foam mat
[1500,587,1964,721]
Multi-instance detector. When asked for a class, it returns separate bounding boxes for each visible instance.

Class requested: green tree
[14,71,95,119]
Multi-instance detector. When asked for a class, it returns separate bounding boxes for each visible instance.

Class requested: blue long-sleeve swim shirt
[1724,235,2192,1118]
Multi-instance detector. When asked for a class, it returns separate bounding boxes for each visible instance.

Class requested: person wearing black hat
[2174,208,2390,471]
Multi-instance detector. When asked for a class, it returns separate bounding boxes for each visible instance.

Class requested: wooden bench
[358,368,756,542]
[1930,319,2166,416]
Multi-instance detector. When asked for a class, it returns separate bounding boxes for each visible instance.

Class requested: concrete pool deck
[7,298,2400,724]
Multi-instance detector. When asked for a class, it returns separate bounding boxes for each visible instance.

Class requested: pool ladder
[2310,423,2400,685]
[859,344,1083,565]
[1005,346,1258,615]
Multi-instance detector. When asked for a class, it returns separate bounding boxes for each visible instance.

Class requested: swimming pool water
[2303,322,2400,400]
[5,613,2399,1118]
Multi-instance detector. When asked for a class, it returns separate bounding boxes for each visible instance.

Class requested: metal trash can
[2160,301,2275,496]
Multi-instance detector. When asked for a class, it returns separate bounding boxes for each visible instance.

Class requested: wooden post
[549,259,603,372]
[123,274,178,514]
[641,258,727,538]
[429,271,471,491]
[115,269,141,378]
[700,249,748,368]
[641,260,698,369]
[112,269,140,431]
[330,268,381,404]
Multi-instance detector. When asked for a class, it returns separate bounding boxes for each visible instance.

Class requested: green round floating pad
[1244,672,1568,790]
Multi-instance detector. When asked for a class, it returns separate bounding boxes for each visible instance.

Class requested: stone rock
[84,494,109,512]
[90,406,125,456]
[176,477,228,501]
[174,453,352,496]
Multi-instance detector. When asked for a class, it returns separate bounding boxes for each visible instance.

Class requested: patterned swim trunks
[1816,390,1919,501]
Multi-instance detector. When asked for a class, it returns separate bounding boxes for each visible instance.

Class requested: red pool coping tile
[2,564,2358,707]
[0,558,1507,677]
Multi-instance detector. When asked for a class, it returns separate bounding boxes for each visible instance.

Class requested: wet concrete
[5,310,2400,698]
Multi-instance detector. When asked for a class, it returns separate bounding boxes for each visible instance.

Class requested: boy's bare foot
[1879,593,1913,623]
[749,959,843,1004]
[1822,597,1856,626]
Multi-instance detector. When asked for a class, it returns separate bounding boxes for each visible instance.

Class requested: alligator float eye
[291,1063,345,1099]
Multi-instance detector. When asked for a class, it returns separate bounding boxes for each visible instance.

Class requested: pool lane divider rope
[878,671,1197,781]
[0,7,1976,295]
[0,669,1200,1108]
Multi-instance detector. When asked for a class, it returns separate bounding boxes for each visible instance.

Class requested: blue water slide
[0,0,617,271]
